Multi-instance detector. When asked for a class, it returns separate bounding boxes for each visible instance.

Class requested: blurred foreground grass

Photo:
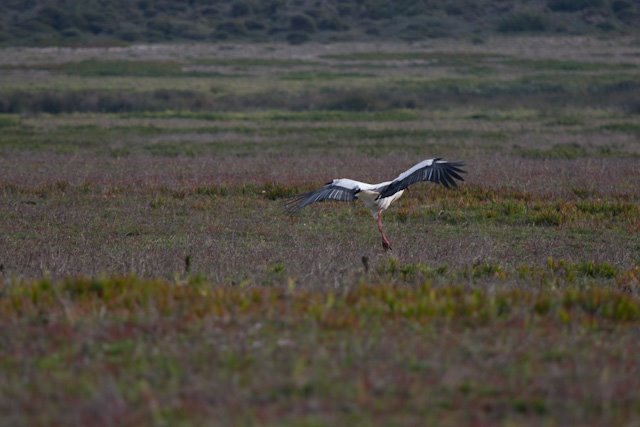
[2,275,640,426]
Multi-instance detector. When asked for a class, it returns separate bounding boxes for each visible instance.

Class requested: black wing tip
[283,184,358,215]
[442,162,466,187]
[422,159,468,190]
[442,159,467,178]
[283,190,314,214]
[283,202,302,215]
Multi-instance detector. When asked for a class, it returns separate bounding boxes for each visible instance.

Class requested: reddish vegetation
[2,154,640,198]
[1,153,638,282]
[2,277,640,426]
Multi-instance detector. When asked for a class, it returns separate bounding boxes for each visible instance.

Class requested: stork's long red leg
[376,209,392,251]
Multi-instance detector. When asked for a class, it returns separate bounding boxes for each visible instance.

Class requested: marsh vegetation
[1,37,639,425]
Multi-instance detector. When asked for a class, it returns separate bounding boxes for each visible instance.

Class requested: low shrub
[286,32,310,44]
[497,12,546,33]
[289,14,316,33]
[547,0,603,12]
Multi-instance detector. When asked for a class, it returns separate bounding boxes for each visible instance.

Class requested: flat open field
[1,37,640,426]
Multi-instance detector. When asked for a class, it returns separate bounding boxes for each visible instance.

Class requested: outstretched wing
[378,158,466,199]
[285,180,360,214]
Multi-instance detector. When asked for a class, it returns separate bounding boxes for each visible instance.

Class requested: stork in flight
[285,158,466,250]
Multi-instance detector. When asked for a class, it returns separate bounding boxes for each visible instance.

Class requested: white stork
[285,158,466,250]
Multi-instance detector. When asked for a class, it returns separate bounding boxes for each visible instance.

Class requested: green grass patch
[194,58,319,67]
[370,255,635,286]
[599,122,640,133]
[4,275,640,322]
[395,74,640,99]
[322,52,502,65]
[120,111,252,121]
[277,126,505,141]
[547,114,584,126]
[281,71,377,81]
[143,142,200,157]
[266,110,419,122]
[576,200,637,217]
[467,108,540,121]
[0,115,20,128]
[121,109,419,122]
[547,258,618,281]
[505,58,637,72]
[51,60,187,77]
[512,142,635,160]
[514,143,589,159]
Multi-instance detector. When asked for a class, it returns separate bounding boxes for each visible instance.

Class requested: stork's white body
[332,179,405,216]
[285,158,466,250]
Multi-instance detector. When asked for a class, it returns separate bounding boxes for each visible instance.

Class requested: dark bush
[213,31,229,40]
[444,5,463,15]
[263,1,281,18]
[230,1,251,17]
[290,14,316,32]
[317,16,348,31]
[363,3,395,20]
[611,0,638,23]
[118,31,141,42]
[245,20,266,31]
[60,27,81,38]
[201,6,219,17]
[337,5,353,16]
[0,0,637,46]
[547,0,603,12]
[611,0,632,13]
[217,20,247,35]
[596,21,616,31]
[402,21,449,39]
[286,32,310,44]
[497,12,546,32]
[148,18,174,36]
[325,92,372,111]
[142,8,157,18]
[80,12,108,34]
[624,101,640,115]
[37,6,75,30]
[0,89,210,114]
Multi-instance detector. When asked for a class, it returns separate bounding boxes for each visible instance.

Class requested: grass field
[1,36,640,426]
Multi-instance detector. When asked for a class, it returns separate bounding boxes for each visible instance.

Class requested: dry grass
[1,150,638,284]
